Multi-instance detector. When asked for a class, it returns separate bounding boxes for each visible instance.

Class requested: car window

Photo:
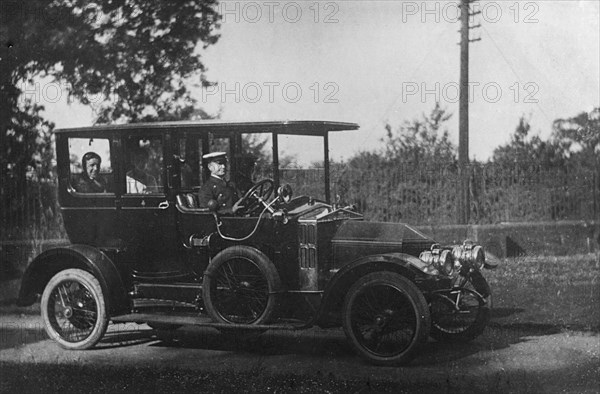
[178,134,203,190]
[68,137,114,194]
[125,136,164,195]
[278,135,326,200]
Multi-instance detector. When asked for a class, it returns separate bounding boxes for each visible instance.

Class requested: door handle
[158,201,170,210]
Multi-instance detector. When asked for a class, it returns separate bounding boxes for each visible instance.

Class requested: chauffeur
[197,152,244,214]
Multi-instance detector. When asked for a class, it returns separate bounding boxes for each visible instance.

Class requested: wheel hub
[240,281,251,288]
[376,309,395,325]
[63,306,73,318]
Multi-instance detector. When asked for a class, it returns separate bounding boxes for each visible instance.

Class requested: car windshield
[243,133,329,201]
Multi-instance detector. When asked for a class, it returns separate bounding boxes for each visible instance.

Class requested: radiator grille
[299,223,317,268]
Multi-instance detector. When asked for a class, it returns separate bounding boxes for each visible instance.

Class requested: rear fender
[18,244,129,315]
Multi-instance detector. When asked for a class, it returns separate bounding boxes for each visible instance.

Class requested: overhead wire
[479,23,552,124]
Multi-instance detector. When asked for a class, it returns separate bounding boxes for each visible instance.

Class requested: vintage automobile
[18,120,494,365]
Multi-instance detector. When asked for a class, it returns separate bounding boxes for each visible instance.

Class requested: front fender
[315,253,449,326]
[18,244,129,315]
[328,252,438,292]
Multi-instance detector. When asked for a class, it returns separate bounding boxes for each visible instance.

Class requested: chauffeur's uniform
[197,175,239,214]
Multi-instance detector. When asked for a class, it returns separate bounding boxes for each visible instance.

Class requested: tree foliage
[552,108,600,165]
[492,115,566,168]
[1,0,220,122]
[492,108,599,169]
[383,102,456,163]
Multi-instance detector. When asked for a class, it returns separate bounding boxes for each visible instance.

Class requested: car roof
[55,120,360,136]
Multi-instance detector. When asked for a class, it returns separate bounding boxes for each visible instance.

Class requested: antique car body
[19,120,493,365]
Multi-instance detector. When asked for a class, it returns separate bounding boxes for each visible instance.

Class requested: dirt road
[0,313,598,393]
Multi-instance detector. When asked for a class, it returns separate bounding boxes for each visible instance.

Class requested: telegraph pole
[458,0,480,224]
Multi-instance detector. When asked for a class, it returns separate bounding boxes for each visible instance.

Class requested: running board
[111,312,310,331]
[133,298,197,310]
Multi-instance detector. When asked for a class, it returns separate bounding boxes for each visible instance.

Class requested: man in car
[198,152,244,214]
[126,147,158,194]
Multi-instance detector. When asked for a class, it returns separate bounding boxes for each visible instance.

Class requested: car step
[133,298,197,310]
[111,312,310,331]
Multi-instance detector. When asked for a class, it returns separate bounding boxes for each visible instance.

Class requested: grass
[486,253,600,331]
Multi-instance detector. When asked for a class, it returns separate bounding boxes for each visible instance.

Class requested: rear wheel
[203,246,279,325]
[41,269,108,350]
[342,272,430,366]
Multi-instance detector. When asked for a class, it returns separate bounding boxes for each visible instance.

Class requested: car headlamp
[452,241,486,270]
[420,245,454,276]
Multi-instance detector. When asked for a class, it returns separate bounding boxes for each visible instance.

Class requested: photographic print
[1,1,598,392]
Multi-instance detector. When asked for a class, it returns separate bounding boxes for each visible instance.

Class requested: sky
[42,0,600,164]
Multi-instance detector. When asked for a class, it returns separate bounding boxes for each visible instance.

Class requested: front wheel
[41,268,108,350]
[342,272,431,366]
[430,272,491,342]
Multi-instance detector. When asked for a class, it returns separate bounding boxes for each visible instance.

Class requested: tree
[552,108,600,166]
[331,105,457,222]
[383,102,456,164]
[492,115,566,168]
[493,108,600,169]
[1,0,221,238]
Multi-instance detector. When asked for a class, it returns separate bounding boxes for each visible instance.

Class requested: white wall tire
[41,269,108,350]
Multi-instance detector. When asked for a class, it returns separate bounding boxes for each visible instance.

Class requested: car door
[59,133,120,247]
[117,131,183,274]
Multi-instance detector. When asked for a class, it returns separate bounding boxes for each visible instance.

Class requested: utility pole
[458,0,480,224]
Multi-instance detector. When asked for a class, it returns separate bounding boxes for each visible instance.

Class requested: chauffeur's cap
[202,152,228,164]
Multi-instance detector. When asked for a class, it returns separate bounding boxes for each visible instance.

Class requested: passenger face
[86,158,100,180]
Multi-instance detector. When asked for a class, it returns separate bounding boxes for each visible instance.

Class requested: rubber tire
[202,246,280,325]
[342,272,431,366]
[41,268,109,350]
[430,272,491,342]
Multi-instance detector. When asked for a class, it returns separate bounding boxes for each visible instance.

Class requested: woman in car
[73,152,107,193]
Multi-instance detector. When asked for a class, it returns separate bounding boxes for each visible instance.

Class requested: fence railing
[1,176,65,242]
[331,162,599,225]
[1,161,598,240]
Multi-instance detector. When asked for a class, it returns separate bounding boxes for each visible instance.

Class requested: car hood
[331,220,435,257]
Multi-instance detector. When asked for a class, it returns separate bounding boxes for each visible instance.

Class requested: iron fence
[331,161,599,225]
[1,176,64,242]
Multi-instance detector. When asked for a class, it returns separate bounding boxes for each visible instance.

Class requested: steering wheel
[237,179,275,215]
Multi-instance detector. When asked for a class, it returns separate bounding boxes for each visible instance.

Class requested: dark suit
[197,176,239,214]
